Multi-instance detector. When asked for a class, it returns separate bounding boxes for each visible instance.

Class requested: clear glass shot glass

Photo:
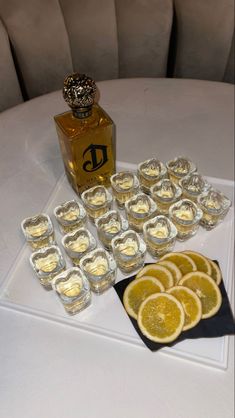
[61,228,96,266]
[198,189,231,230]
[111,230,146,274]
[21,213,55,250]
[143,215,177,258]
[81,185,112,222]
[95,210,129,250]
[150,179,182,215]
[80,248,116,294]
[125,193,157,233]
[110,171,139,208]
[52,267,91,315]
[30,245,66,290]
[54,200,86,234]
[179,173,211,202]
[166,156,197,185]
[137,158,167,194]
[169,199,203,241]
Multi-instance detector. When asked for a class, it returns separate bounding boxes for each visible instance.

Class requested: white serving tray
[0,161,234,370]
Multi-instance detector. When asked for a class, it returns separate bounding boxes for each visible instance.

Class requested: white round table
[0,78,234,418]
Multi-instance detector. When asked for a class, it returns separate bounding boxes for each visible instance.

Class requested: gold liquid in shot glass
[21,213,55,250]
[125,193,157,233]
[198,189,231,230]
[150,179,182,215]
[95,210,129,250]
[169,199,202,241]
[52,267,91,315]
[54,199,86,234]
[30,245,66,290]
[179,173,211,202]
[80,248,116,294]
[81,185,112,222]
[110,171,139,208]
[111,230,146,274]
[166,156,197,185]
[143,215,177,258]
[137,158,167,194]
[62,228,96,266]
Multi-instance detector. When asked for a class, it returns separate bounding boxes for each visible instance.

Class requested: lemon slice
[179,272,222,319]
[183,250,212,275]
[167,286,202,331]
[123,276,165,319]
[157,260,182,285]
[160,252,197,276]
[136,264,174,289]
[137,293,185,343]
[207,259,222,285]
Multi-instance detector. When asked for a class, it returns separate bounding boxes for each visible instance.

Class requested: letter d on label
[83,144,108,172]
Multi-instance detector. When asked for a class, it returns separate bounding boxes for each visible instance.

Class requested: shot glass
[95,210,129,250]
[125,193,157,233]
[21,213,55,250]
[30,245,66,290]
[81,185,112,222]
[80,248,116,294]
[169,199,203,241]
[150,179,182,215]
[198,189,231,230]
[143,215,177,258]
[166,156,197,185]
[110,171,139,208]
[54,200,86,234]
[52,267,91,315]
[179,173,211,202]
[61,228,96,266]
[137,158,167,194]
[111,230,146,274]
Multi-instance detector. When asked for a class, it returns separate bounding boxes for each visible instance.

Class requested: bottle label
[83,144,108,172]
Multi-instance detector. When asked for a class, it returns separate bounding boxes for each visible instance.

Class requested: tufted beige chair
[0,0,234,112]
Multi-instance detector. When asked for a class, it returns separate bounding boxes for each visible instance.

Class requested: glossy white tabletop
[0,78,234,418]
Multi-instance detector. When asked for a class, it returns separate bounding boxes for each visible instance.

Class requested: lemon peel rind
[167,285,202,331]
[178,272,222,319]
[135,264,174,289]
[157,260,182,285]
[182,250,212,275]
[207,259,222,285]
[160,252,197,275]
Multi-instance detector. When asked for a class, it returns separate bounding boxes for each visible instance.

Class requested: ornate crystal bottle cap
[63,73,97,118]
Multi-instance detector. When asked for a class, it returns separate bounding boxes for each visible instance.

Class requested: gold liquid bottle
[54,73,115,194]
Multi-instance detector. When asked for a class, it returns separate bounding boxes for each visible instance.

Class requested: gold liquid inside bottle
[54,74,115,194]
[55,104,115,194]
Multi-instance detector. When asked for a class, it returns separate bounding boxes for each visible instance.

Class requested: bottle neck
[72,106,92,119]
